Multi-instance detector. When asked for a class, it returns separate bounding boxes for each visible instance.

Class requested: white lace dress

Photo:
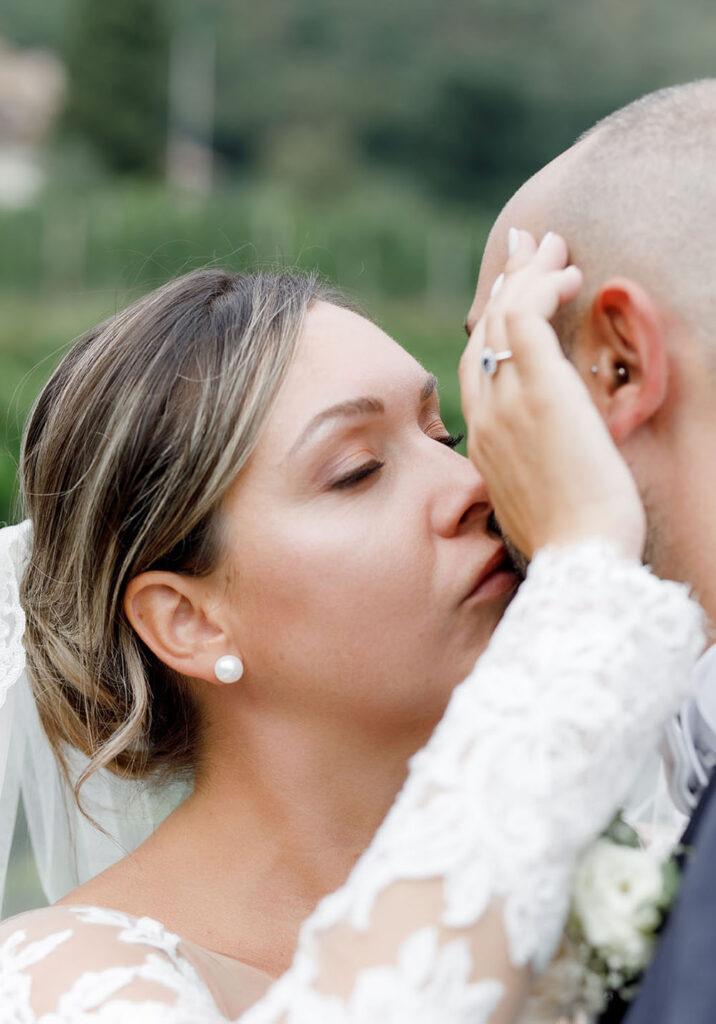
[0,542,705,1023]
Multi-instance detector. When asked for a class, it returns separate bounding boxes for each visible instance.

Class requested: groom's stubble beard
[640,482,669,576]
[487,511,529,580]
[491,482,666,583]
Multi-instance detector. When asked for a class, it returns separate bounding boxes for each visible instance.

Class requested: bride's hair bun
[19,268,342,807]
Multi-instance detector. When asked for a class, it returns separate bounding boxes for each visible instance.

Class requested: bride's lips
[463,545,520,603]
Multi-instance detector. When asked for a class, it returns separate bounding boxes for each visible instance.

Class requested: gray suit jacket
[600,770,716,1023]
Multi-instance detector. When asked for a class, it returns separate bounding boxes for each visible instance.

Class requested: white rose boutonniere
[573,837,665,974]
[526,815,682,1021]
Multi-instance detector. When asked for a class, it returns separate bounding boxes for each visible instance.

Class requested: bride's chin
[455,579,520,660]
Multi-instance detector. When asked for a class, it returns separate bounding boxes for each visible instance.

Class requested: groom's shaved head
[554,80,716,354]
[480,79,716,362]
[474,80,716,609]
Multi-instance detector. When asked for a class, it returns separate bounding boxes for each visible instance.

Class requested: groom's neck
[645,423,716,636]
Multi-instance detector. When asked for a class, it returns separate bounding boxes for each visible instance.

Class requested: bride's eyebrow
[289,373,438,459]
[421,373,438,401]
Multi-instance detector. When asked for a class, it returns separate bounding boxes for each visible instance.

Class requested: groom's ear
[587,277,669,445]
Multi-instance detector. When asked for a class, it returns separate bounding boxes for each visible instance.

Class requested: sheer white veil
[0,520,187,919]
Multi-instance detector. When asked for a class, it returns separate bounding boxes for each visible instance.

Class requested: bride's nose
[429,452,493,538]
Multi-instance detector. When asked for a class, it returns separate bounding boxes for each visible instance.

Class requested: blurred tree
[7,0,716,200]
[407,71,629,204]
[422,73,535,198]
[0,0,69,48]
[63,0,168,176]
[361,72,536,204]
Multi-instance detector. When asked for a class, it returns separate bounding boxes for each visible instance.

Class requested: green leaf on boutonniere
[604,813,640,848]
[660,856,682,911]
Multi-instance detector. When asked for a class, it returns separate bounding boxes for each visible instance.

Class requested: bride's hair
[20,268,340,805]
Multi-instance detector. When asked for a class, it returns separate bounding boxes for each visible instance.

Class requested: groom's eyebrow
[289,373,438,458]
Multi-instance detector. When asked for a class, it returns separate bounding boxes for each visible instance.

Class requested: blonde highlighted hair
[20,268,343,805]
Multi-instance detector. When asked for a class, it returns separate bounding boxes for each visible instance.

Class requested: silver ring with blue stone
[480,347,513,377]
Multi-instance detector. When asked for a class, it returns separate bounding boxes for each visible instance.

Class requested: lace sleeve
[0,544,703,1024]
[240,542,705,1024]
[0,905,228,1023]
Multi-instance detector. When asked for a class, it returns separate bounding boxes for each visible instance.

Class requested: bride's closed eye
[330,432,465,490]
[437,433,464,450]
[331,460,385,489]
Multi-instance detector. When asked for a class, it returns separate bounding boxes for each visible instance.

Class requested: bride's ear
[586,277,669,445]
[124,572,240,685]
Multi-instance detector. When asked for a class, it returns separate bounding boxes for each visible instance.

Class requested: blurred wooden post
[166,26,216,196]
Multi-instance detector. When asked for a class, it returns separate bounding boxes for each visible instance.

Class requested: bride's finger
[531,230,570,271]
[462,263,582,392]
[502,266,583,372]
[499,231,567,290]
[493,234,571,309]
[502,227,538,276]
[480,233,572,338]
[461,232,579,433]
[464,228,538,331]
[509,263,582,333]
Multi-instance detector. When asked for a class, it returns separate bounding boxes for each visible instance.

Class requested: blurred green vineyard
[0,182,489,523]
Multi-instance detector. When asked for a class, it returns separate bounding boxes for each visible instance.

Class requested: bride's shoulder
[0,904,226,1022]
[0,901,180,954]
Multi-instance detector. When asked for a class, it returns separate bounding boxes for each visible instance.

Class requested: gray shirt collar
[663,644,716,814]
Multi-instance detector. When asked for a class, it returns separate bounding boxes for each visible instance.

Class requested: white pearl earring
[214,655,244,684]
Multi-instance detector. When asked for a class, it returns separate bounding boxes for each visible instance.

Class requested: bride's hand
[460,229,645,561]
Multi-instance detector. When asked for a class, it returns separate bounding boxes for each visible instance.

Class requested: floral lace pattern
[0,542,705,1023]
[0,906,227,1023]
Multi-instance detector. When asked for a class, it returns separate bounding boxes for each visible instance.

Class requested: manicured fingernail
[508,227,519,256]
[538,231,556,252]
[490,273,504,298]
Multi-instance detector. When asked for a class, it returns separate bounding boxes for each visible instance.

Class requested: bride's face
[219,301,518,731]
